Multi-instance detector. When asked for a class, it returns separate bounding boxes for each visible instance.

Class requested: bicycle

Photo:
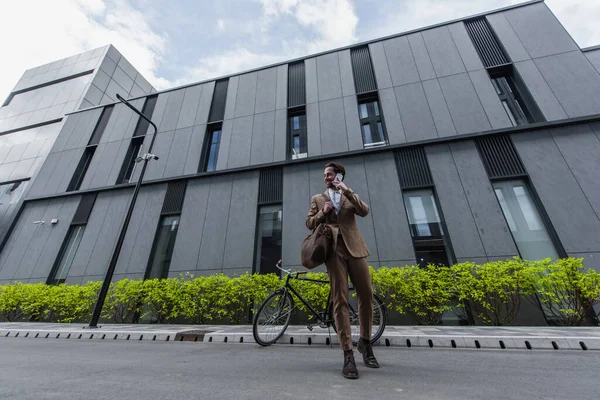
[252,260,387,346]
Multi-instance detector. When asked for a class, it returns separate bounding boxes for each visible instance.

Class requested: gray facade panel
[422,26,466,78]
[83,190,130,277]
[158,89,185,133]
[305,58,319,104]
[215,119,233,171]
[586,49,600,75]
[512,131,600,253]
[549,125,600,219]
[223,76,239,121]
[343,95,363,151]
[502,3,578,59]
[183,124,206,176]
[316,53,343,102]
[27,152,60,198]
[49,114,79,154]
[306,102,322,156]
[163,127,193,178]
[227,116,254,169]
[378,88,406,145]
[114,187,151,274]
[368,42,392,90]
[12,200,64,281]
[422,79,456,137]
[469,69,512,129]
[46,147,83,194]
[0,205,45,279]
[197,176,233,271]
[448,22,485,71]
[170,179,211,272]
[282,164,311,268]
[275,64,288,109]
[63,109,103,150]
[407,33,436,81]
[363,153,415,263]
[105,140,130,185]
[515,60,567,121]
[250,111,275,165]
[234,73,258,118]
[194,81,215,126]
[338,49,356,97]
[486,13,531,62]
[124,184,166,275]
[143,131,173,181]
[254,68,278,114]
[87,141,123,188]
[394,82,437,142]
[438,73,491,134]
[449,140,518,258]
[319,98,349,155]
[426,143,487,260]
[533,51,600,118]
[29,197,81,279]
[273,109,287,162]
[223,171,259,271]
[383,36,420,86]
[176,85,202,130]
[144,92,169,135]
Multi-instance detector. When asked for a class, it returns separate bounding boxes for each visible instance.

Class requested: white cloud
[0,0,169,100]
[545,0,600,48]
[217,18,226,32]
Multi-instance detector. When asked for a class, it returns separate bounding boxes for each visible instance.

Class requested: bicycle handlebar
[275,260,307,276]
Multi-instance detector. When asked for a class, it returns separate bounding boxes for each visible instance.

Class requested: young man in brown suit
[306,162,379,379]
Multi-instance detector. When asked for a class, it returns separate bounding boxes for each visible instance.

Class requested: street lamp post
[88,93,159,328]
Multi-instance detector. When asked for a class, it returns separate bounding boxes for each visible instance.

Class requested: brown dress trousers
[306,188,373,350]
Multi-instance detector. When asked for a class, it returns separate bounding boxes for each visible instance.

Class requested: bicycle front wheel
[330,293,387,345]
[252,290,294,346]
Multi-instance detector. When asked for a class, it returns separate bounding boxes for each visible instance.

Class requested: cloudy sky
[1,0,599,98]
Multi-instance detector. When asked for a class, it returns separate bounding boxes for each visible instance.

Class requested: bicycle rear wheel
[330,292,386,345]
[252,290,294,346]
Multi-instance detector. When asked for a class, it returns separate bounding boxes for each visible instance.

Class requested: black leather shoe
[357,338,380,368]
[342,350,359,379]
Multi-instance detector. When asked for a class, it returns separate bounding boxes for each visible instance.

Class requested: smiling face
[324,166,336,189]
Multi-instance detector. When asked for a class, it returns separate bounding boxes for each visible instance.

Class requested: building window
[288,108,307,160]
[67,147,96,192]
[201,125,222,172]
[47,225,86,284]
[358,96,387,149]
[116,136,144,184]
[493,180,558,260]
[255,204,282,274]
[0,180,29,205]
[403,189,450,267]
[145,215,180,279]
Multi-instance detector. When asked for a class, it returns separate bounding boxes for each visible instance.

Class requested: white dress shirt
[328,188,343,214]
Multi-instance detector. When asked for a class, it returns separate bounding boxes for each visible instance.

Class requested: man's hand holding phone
[333,173,348,191]
[323,201,334,214]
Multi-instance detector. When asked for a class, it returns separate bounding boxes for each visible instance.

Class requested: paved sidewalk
[1,322,599,351]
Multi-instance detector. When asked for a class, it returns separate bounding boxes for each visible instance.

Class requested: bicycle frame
[280,272,334,326]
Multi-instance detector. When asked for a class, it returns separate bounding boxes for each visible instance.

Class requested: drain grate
[174,330,212,342]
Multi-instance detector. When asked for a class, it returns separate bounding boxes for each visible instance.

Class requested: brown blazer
[306,188,370,258]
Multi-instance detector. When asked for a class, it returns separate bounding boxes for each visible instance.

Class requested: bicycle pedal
[306,325,313,331]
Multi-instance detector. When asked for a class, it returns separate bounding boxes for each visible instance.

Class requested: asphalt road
[1,339,598,400]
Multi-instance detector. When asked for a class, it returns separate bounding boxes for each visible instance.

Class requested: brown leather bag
[301,223,332,269]
[301,194,333,269]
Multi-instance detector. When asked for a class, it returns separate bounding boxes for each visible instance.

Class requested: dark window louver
[161,181,187,214]
[258,169,283,204]
[208,79,229,122]
[133,95,158,137]
[464,18,509,68]
[71,193,97,225]
[395,147,433,189]
[476,135,526,179]
[350,47,377,94]
[287,62,306,107]
[88,106,114,145]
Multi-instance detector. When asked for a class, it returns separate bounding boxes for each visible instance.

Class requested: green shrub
[524,258,600,326]
[400,265,455,325]
[142,278,183,323]
[452,259,530,326]
[371,266,407,315]
[102,279,145,323]
[0,282,26,321]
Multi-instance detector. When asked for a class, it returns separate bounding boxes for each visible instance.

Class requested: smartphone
[335,173,344,182]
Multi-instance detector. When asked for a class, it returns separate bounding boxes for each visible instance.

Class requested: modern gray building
[0,45,155,245]
[0,0,599,324]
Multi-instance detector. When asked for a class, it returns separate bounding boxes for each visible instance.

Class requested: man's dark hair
[325,162,346,179]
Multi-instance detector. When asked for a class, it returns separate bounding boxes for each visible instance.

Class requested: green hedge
[0,258,598,326]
